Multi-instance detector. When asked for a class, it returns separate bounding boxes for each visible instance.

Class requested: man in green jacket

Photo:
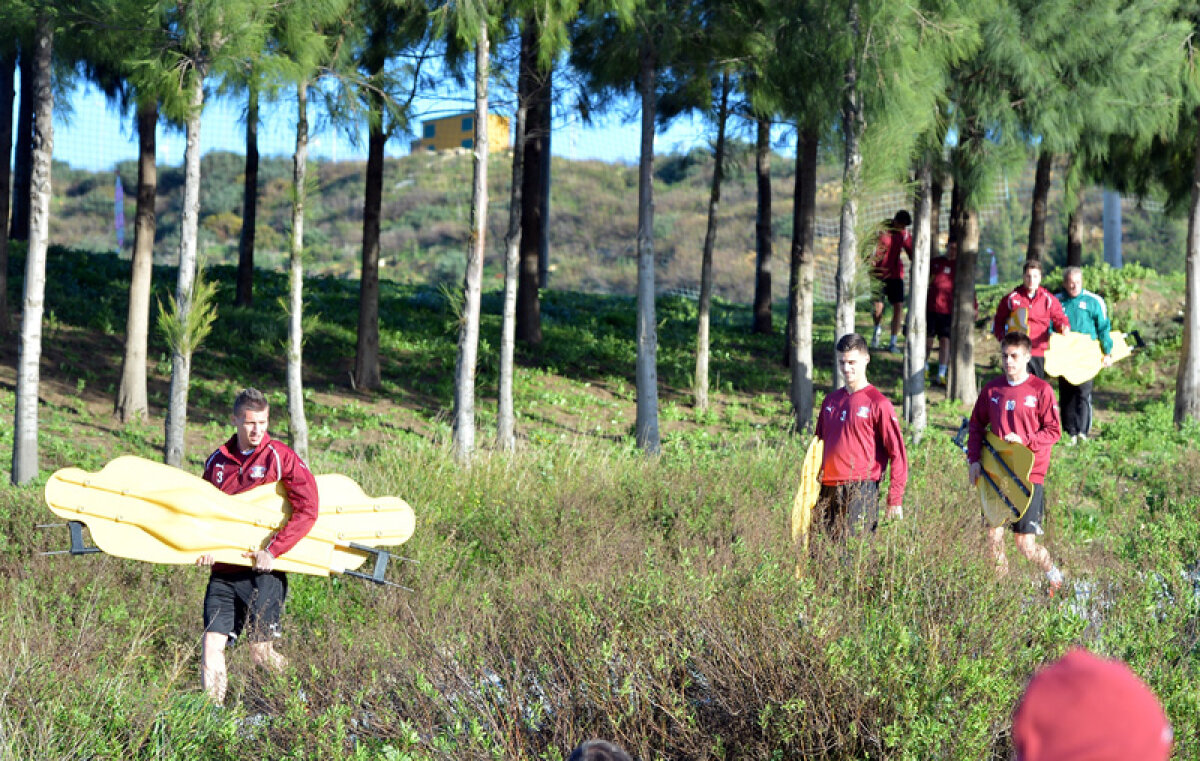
[1055,267,1113,443]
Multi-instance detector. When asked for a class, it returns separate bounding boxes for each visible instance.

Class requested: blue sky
[34,74,768,173]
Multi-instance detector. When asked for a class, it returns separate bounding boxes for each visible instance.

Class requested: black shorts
[1007,482,1045,535]
[203,569,288,643]
[928,311,952,339]
[817,481,880,539]
[873,278,905,305]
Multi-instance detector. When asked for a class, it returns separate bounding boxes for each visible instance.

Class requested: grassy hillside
[48,147,1189,306]
[0,249,1196,759]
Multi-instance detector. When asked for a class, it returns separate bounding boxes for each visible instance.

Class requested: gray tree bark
[115,100,158,422]
[1176,110,1200,426]
[163,75,205,467]
[752,115,772,335]
[11,15,52,485]
[789,131,819,432]
[498,66,528,451]
[694,72,730,413]
[236,79,259,307]
[948,187,979,406]
[635,42,660,454]
[904,163,932,436]
[1026,150,1053,262]
[834,1,864,388]
[453,25,489,464]
[287,82,309,460]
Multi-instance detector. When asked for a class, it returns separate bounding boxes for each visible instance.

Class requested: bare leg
[872,300,884,327]
[201,632,230,704]
[986,526,1008,577]
[890,302,904,341]
[938,336,950,367]
[1014,533,1054,573]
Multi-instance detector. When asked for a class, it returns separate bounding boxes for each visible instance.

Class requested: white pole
[1103,189,1123,268]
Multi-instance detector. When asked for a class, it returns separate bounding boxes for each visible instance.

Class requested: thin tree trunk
[753,115,772,335]
[930,171,943,258]
[236,79,259,307]
[9,44,32,242]
[287,82,309,460]
[948,183,978,406]
[115,100,158,422]
[1026,150,1052,262]
[789,130,818,432]
[164,76,205,467]
[497,65,528,452]
[694,71,730,412]
[516,18,547,346]
[354,97,384,391]
[0,51,15,335]
[635,42,660,454]
[1175,109,1200,426]
[834,1,864,387]
[1066,210,1084,267]
[11,16,52,485]
[904,162,932,435]
[453,26,489,464]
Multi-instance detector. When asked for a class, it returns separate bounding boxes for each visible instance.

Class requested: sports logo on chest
[1024,395,1037,408]
[856,406,870,418]
[1005,400,1016,411]
[249,465,267,479]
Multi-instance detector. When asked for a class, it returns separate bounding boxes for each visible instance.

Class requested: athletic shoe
[888,343,901,355]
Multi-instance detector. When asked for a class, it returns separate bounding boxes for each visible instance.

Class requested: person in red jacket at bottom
[814,333,907,539]
[195,387,319,704]
[967,333,1064,594]
[991,259,1070,379]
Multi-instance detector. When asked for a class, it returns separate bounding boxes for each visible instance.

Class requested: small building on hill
[410,112,510,154]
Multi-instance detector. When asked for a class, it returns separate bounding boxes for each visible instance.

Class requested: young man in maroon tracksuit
[967,333,1064,593]
[871,210,913,353]
[814,333,908,539]
[195,388,319,703]
[992,259,1070,379]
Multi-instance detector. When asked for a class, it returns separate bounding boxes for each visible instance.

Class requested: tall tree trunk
[164,76,205,467]
[948,182,978,406]
[753,115,772,335]
[1175,109,1200,426]
[9,44,33,242]
[1026,150,1053,262]
[834,1,864,387]
[929,171,943,258]
[0,50,15,335]
[635,42,660,454]
[11,16,52,485]
[498,62,528,452]
[516,18,548,346]
[115,100,158,422]
[453,25,489,464]
[1066,209,1084,267]
[904,162,932,435]
[694,72,730,413]
[354,96,384,391]
[287,82,309,460]
[235,79,259,307]
[789,130,818,432]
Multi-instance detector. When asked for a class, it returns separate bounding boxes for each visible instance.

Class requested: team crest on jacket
[1024,395,1037,408]
[1005,400,1016,411]
[857,406,870,418]
[249,465,267,479]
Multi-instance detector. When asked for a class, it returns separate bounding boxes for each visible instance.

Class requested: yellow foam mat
[45,455,415,577]
[790,437,823,554]
[1044,331,1133,385]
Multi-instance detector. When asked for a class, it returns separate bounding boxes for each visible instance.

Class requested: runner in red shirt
[814,333,907,539]
[195,387,319,703]
[991,259,1070,378]
[967,333,1064,593]
[871,210,913,353]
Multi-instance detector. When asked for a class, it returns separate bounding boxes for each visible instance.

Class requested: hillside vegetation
[0,249,1196,759]
[48,148,1189,304]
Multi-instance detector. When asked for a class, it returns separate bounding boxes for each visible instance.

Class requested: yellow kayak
[44,455,415,578]
[791,437,824,557]
[977,433,1036,528]
[1043,331,1133,385]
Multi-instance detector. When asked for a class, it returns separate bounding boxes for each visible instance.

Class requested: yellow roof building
[410,112,511,154]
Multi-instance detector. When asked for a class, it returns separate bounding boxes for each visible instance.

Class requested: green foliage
[157,267,219,357]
